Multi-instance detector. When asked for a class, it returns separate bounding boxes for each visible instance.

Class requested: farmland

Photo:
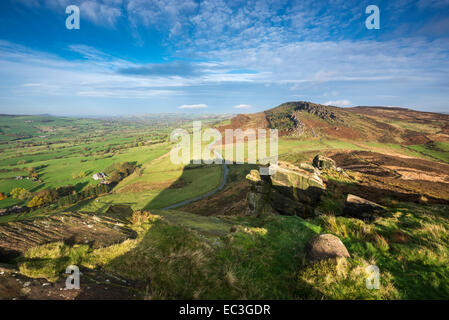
[0,103,449,300]
[0,114,227,211]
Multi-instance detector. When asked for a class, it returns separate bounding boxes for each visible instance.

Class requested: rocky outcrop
[0,206,28,217]
[0,211,137,262]
[312,155,337,170]
[306,234,350,262]
[246,170,273,217]
[246,161,326,218]
[343,194,386,222]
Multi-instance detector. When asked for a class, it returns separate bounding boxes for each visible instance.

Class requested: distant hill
[218,101,449,145]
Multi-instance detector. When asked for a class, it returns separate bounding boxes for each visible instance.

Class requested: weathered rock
[299,163,317,173]
[343,194,386,221]
[0,206,28,217]
[246,170,272,217]
[306,234,350,262]
[246,162,326,218]
[312,155,336,170]
[270,161,326,215]
[269,188,307,216]
[0,211,137,262]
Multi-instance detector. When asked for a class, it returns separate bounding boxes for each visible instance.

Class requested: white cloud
[37,0,123,28]
[233,104,252,109]
[178,104,208,109]
[80,1,122,28]
[323,100,352,107]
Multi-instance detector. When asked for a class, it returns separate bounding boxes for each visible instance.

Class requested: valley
[0,102,448,300]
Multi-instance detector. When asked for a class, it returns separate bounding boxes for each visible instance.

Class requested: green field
[0,115,225,210]
[408,142,449,163]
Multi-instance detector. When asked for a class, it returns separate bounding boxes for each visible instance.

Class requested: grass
[71,157,224,212]
[312,203,449,299]
[3,114,449,299]
[0,114,193,209]
[14,213,322,299]
[18,242,91,282]
[12,199,449,299]
[363,142,430,159]
[408,142,449,163]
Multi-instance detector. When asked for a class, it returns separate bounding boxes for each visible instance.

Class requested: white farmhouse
[92,172,106,180]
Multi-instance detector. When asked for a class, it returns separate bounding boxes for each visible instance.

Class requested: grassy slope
[3,112,449,299]
[70,148,223,212]
[0,115,178,208]
[20,206,444,299]
[9,159,449,299]
[408,142,449,163]
[0,144,171,209]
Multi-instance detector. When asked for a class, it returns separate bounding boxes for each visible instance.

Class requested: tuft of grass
[12,200,449,299]
[312,203,449,299]
[297,257,400,299]
[18,242,90,281]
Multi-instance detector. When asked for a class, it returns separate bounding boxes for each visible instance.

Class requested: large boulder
[312,155,336,170]
[306,234,350,262]
[246,162,326,218]
[270,162,325,200]
[246,170,272,217]
[343,194,386,221]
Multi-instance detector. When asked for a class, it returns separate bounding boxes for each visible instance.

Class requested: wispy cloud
[80,1,122,28]
[118,61,201,77]
[323,100,352,107]
[22,0,124,28]
[2,0,449,114]
[178,104,208,109]
[233,104,252,109]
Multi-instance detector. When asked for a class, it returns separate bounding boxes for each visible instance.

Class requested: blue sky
[0,0,448,115]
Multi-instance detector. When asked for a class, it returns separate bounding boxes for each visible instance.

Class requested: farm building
[92,172,106,180]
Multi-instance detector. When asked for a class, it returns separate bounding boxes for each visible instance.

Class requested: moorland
[0,101,448,300]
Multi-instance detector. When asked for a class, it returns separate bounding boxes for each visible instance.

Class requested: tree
[56,185,75,197]
[105,162,137,183]
[10,187,31,200]
[27,189,58,208]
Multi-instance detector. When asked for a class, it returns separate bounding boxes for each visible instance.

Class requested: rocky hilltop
[218,101,449,144]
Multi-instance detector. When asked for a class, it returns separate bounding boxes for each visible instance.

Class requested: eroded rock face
[343,194,386,222]
[246,170,273,217]
[246,161,326,218]
[306,234,350,262]
[0,206,28,217]
[0,211,137,262]
[313,155,337,170]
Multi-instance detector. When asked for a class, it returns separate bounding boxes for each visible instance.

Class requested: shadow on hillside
[73,181,89,191]
[94,209,320,300]
[142,161,226,211]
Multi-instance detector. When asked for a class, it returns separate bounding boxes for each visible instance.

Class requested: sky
[0,0,448,116]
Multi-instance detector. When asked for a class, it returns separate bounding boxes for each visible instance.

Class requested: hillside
[219,101,449,146]
[0,105,448,300]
